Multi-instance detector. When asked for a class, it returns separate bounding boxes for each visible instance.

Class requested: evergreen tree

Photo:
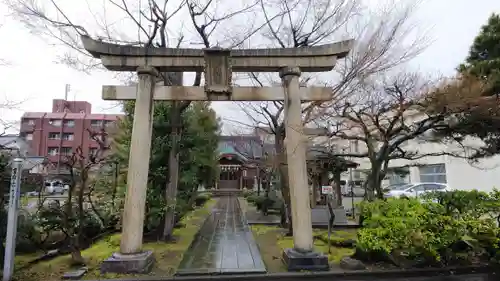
[440,13,500,158]
[459,13,500,94]
[112,101,219,232]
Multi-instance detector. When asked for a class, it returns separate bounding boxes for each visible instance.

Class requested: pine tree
[442,13,500,158]
[459,13,500,94]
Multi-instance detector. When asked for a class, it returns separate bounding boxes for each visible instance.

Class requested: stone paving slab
[176,196,266,276]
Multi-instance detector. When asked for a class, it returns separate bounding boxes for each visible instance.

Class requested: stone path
[176,196,266,275]
[242,199,360,228]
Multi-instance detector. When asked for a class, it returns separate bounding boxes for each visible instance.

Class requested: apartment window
[353,170,361,180]
[90,120,103,127]
[48,132,61,140]
[388,167,410,185]
[64,120,75,127]
[329,144,338,152]
[62,133,74,141]
[48,147,59,156]
[388,173,406,185]
[89,148,98,156]
[89,133,100,141]
[25,119,35,125]
[61,147,73,155]
[49,119,62,127]
[354,140,359,153]
[25,133,33,141]
[104,120,114,127]
[419,163,447,183]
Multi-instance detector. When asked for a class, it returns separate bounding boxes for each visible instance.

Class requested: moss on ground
[12,199,217,281]
[251,225,287,272]
[251,225,357,271]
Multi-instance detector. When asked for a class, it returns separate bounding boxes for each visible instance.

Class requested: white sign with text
[321,185,333,195]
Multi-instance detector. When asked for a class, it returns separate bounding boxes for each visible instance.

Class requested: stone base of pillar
[100,251,155,274]
[282,248,329,272]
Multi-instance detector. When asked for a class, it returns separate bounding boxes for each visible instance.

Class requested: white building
[251,119,500,192]
[335,139,500,192]
[316,111,500,193]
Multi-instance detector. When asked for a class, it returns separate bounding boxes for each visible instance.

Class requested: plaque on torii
[81,35,353,274]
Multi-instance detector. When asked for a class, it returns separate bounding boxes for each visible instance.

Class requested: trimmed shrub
[355,191,500,267]
[194,192,212,206]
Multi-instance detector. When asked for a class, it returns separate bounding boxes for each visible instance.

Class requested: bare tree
[6,0,263,240]
[36,129,110,265]
[0,22,10,66]
[237,0,428,229]
[0,98,24,137]
[317,72,494,200]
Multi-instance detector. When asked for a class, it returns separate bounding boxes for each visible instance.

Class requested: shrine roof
[218,135,263,160]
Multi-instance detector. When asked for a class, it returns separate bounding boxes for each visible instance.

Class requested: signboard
[3,158,23,281]
[321,185,333,195]
[9,166,19,209]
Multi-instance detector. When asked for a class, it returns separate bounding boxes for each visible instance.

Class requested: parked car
[384,182,450,198]
[385,183,411,190]
[44,180,65,194]
[26,191,40,197]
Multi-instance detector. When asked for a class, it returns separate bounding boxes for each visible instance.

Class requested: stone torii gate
[81,36,353,273]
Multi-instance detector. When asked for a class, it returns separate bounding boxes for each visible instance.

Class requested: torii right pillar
[280,67,329,271]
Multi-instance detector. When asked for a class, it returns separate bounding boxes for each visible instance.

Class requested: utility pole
[64,84,70,100]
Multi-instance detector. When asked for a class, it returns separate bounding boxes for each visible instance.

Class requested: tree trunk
[333,171,343,207]
[257,169,261,196]
[275,131,292,235]
[162,112,181,241]
[161,72,185,241]
[76,176,86,254]
[111,162,118,208]
[70,239,85,265]
[365,163,385,200]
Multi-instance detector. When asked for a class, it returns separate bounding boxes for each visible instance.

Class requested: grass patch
[251,225,357,271]
[312,229,357,264]
[12,199,217,281]
[251,225,287,273]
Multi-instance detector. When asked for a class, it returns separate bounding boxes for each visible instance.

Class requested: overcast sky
[0,0,499,134]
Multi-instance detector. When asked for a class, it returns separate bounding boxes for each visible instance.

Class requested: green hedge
[194,192,212,207]
[355,190,500,267]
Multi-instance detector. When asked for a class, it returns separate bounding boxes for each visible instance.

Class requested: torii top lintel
[80,35,354,73]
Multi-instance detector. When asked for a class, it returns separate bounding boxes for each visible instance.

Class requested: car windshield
[390,183,414,190]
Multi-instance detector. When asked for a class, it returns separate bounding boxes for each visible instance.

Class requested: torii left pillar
[101,66,158,274]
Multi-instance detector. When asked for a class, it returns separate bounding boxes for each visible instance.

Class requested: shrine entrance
[218,166,240,189]
[218,153,243,190]
[80,34,353,274]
